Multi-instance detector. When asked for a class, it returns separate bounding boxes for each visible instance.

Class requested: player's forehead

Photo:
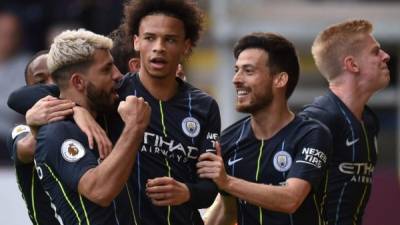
[362,34,380,50]
[236,48,269,67]
[30,54,48,71]
[92,49,113,67]
[138,14,185,38]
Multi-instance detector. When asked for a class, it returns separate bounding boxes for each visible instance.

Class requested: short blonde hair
[311,19,372,81]
[47,28,113,74]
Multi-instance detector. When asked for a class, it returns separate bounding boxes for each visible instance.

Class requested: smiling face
[134,14,190,80]
[84,49,122,113]
[354,34,391,92]
[233,48,275,113]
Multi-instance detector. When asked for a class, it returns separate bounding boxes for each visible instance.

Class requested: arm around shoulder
[8,84,60,115]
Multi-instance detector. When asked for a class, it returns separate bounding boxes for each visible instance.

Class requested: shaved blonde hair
[48,29,113,74]
[311,19,373,81]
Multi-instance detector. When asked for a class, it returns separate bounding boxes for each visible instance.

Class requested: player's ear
[71,73,86,91]
[129,58,140,73]
[274,72,288,88]
[344,55,359,73]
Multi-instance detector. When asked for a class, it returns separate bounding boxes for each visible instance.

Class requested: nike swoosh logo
[228,157,243,166]
[346,138,359,146]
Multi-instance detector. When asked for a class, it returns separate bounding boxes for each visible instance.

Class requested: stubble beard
[86,82,116,114]
[236,92,273,114]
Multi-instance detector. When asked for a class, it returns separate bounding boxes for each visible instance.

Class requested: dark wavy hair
[122,0,204,49]
[234,32,300,99]
[108,26,138,74]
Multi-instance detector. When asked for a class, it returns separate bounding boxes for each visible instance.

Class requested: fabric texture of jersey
[221,115,332,225]
[35,118,135,225]
[301,90,379,225]
[109,73,221,225]
[6,126,60,225]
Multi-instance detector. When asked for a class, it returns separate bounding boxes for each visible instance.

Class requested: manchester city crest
[182,117,200,138]
[273,151,292,172]
[61,139,86,162]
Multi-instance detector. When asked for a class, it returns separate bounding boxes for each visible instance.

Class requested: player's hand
[197,142,229,190]
[118,96,151,132]
[146,177,191,206]
[26,95,75,127]
[73,106,112,159]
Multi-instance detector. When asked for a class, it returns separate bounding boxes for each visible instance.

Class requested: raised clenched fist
[118,95,151,131]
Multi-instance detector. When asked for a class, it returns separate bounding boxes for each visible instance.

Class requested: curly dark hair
[234,32,300,99]
[122,0,204,48]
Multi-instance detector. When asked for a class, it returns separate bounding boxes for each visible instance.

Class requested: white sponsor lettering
[142,132,199,163]
[339,162,374,184]
[299,147,327,168]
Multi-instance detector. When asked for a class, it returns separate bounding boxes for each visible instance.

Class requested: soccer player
[301,19,390,225]
[108,25,186,80]
[113,0,221,224]
[6,50,75,225]
[197,32,332,225]
[33,29,150,225]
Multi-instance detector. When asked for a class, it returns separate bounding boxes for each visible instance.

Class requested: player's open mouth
[150,57,167,69]
[237,88,249,97]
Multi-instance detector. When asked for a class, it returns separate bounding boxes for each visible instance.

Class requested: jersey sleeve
[186,99,221,208]
[8,84,60,115]
[287,124,332,191]
[199,99,221,153]
[6,125,31,165]
[36,123,98,191]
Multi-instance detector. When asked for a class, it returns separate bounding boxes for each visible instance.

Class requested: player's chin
[379,74,390,88]
[236,104,251,113]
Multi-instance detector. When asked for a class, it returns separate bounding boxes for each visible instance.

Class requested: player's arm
[72,106,112,159]
[11,95,75,164]
[198,125,331,214]
[8,84,60,115]
[78,96,151,207]
[7,125,33,164]
[7,84,68,162]
[204,194,237,225]
[10,84,111,158]
[197,144,310,213]
[220,176,310,213]
[15,132,36,163]
[186,99,221,208]
[146,100,221,208]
